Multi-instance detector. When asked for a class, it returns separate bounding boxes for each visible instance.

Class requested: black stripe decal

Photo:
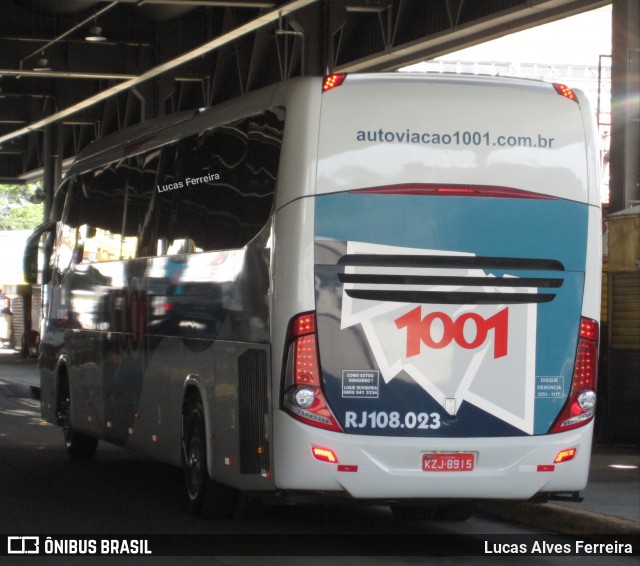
[337,254,565,272]
[344,289,556,305]
[338,273,564,288]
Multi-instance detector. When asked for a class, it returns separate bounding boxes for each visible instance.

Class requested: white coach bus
[25,73,601,519]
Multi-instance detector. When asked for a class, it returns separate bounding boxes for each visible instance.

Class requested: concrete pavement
[1,347,638,537]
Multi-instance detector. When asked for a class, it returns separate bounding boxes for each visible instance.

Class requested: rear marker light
[553,83,578,103]
[554,448,577,464]
[322,73,347,92]
[579,318,598,341]
[537,465,555,472]
[294,313,315,335]
[312,446,338,463]
[338,465,358,472]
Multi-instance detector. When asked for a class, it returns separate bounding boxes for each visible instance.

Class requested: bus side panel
[209,341,272,489]
[39,239,274,485]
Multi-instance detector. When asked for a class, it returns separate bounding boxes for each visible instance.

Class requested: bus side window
[153,107,283,253]
[56,223,78,273]
[63,165,127,263]
[63,155,162,263]
[127,149,161,259]
[55,178,80,273]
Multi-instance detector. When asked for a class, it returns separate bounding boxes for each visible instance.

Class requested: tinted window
[156,107,284,252]
[61,107,284,262]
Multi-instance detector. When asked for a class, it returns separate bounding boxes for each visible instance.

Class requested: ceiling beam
[133,1,276,6]
[0,0,319,147]
[338,0,611,72]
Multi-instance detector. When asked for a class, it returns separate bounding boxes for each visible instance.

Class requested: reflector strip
[537,465,555,472]
[337,465,358,472]
[351,183,557,200]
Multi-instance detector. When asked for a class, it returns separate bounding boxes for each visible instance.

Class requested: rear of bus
[274,73,601,502]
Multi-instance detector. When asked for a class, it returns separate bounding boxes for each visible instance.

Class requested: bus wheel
[57,376,98,461]
[183,397,236,518]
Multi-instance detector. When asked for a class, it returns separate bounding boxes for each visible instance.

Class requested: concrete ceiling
[0,0,608,183]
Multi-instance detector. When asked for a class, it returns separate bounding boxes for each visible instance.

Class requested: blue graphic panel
[314,192,588,437]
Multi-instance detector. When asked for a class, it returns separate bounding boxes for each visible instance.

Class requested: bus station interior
[0,0,638,444]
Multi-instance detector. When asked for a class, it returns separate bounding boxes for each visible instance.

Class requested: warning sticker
[535,376,565,399]
[342,370,380,398]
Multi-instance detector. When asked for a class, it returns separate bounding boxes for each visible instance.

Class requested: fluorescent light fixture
[33,55,51,72]
[85,25,106,42]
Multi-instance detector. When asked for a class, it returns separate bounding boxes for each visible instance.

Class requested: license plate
[422,452,475,472]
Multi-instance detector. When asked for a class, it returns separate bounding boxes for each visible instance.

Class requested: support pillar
[609,0,640,212]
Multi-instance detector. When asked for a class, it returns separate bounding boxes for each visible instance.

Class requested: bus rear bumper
[272,413,593,500]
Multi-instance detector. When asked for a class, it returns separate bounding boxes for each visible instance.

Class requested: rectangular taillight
[282,312,342,432]
[550,317,598,433]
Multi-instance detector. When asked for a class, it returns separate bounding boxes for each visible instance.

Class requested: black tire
[390,504,437,521]
[57,376,98,462]
[183,399,209,515]
[183,397,236,518]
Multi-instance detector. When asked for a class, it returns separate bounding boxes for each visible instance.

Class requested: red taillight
[282,312,342,432]
[294,312,315,335]
[295,334,319,385]
[322,73,347,92]
[573,318,598,389]
[553,83,578,103]
[579,317,598,342]
[550,317,598,433]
